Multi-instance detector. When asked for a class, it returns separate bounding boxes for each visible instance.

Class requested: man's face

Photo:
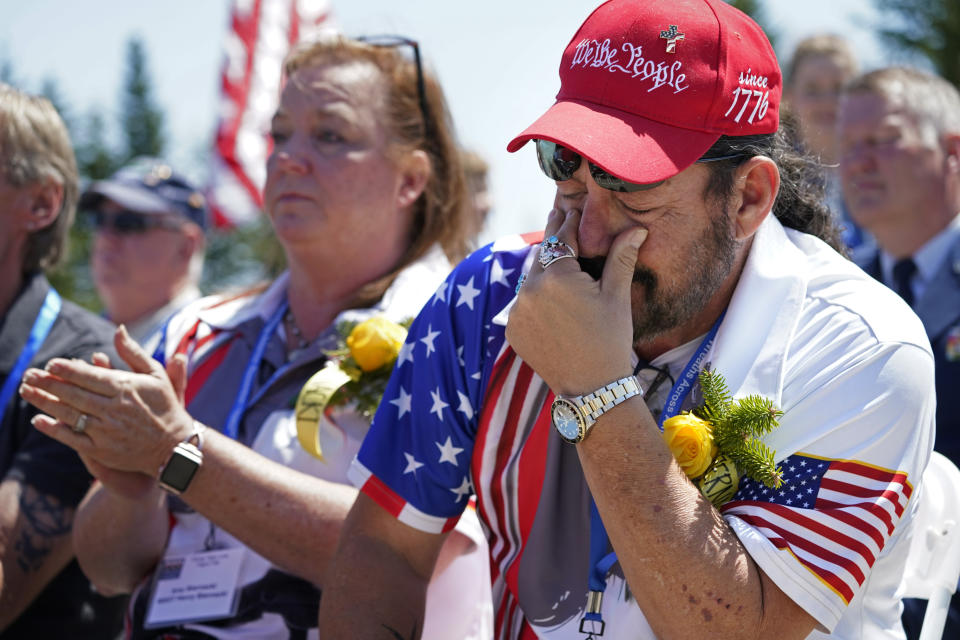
[555,160,741,345]
[838,91,951,235]
[90,199,193,321]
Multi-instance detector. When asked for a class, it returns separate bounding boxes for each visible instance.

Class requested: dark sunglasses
[535,139,747,193]
[356,35,431,138]
[91,211,184,234]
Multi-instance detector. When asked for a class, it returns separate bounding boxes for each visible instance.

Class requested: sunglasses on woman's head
[91,211,184,234]
[534,139,747,193]
[356,35,430,138]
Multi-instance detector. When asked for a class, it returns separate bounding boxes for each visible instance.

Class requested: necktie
[892,257,917,307]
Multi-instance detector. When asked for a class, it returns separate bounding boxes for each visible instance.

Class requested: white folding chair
[901,451,960,640]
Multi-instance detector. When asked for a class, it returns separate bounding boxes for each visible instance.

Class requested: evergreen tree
[76,109,120,180]
[875,0,960,87]
[40,77,74,134]
[120,37,166,162]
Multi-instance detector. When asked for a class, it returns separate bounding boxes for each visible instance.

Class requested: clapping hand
[19,325,194,497]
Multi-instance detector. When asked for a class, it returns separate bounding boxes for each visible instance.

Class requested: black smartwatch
[158,423,205,495]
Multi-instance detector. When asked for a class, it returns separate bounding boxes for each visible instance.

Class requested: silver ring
[515,273,527,295]
[73,413,89,434]
[538,235,577,269]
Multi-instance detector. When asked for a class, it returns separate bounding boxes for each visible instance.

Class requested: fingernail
[22,370,37,383]
[632,228,649,247]
[44,359,66,373]
[19,383,28,396]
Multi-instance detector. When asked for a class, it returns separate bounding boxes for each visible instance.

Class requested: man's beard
[577,206,739,343]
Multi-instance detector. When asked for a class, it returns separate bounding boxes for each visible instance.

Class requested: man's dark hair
[702,112,847,255]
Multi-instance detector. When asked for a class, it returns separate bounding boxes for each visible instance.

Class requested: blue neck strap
[152,298,299,441]
[221,300,290,441]
[2,289,61,425]
[582,311,724,635]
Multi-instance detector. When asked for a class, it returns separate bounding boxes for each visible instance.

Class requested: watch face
[159,444,202,493]
[551,399,585,443]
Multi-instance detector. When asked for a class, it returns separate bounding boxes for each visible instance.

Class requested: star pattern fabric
[350,238,531,529]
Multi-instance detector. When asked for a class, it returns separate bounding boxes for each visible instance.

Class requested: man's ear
[943,133,960,172]
[729,156,779,240]
[178,223,205,261]
[396,149,431,210]
[26,177,64,231]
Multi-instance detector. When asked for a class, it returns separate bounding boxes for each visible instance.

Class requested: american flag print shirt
[352,217,937,640]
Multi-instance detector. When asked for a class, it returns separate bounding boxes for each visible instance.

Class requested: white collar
[709,215,810,405]
[195,244,452,331]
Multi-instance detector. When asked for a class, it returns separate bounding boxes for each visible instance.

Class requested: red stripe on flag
[815,497,896,535]
[830,461,911,496]
[819,477,908,517]
[818,505,886,549]
[732,501,878,566]
[503,380,550,603]
[495,590,517,640]
[734,511,865,588]
[474,347,518,585]
[359,474,406,519]
[492,361,534,593]
[765,534,855,604]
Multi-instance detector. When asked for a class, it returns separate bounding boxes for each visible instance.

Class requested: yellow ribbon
[698,455,740,508]
[295,366,352,460]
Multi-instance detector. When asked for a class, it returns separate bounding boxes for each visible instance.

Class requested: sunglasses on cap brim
[534,139,747,193]
[91,211,185,234]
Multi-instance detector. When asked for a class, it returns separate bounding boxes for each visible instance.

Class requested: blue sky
[2,1,895,241]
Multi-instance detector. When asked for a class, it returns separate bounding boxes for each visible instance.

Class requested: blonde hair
[0,84,78,274]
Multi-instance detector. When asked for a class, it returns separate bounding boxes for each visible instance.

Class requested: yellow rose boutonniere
[295,316,411,460]
[663,368,785,507]
[346,316,407,372]
[662,413,717,479]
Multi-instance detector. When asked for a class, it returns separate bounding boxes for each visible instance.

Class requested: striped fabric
[722,454,912,606]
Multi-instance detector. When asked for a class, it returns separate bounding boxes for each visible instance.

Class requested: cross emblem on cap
[659,25,685,54]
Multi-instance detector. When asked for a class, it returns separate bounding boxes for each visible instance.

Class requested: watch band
[573,375,644,423]
[157,422,206,495]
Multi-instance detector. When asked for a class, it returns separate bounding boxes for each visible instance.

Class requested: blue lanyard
[581,312,724,636]
[1,289,62,426]
[152,298,294,441]
[220,300,290,441]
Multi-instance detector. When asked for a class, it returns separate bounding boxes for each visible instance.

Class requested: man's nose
[574,163,623,259]
[839,140,876,176]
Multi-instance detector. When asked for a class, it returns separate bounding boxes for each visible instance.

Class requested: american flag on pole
[720,453,913,606]
[207,0,335,228]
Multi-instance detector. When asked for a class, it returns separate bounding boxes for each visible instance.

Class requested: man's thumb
[601,227,648,295]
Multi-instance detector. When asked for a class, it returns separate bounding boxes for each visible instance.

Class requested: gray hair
[844,66,960,141]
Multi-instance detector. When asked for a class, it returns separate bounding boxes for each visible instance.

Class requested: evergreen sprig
[696,367,732,423]
[696,369,784,489]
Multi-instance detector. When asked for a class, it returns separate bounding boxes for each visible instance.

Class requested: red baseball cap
[507,0,781,184]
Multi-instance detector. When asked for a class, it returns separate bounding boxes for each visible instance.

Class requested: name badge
[144,547,245,628]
